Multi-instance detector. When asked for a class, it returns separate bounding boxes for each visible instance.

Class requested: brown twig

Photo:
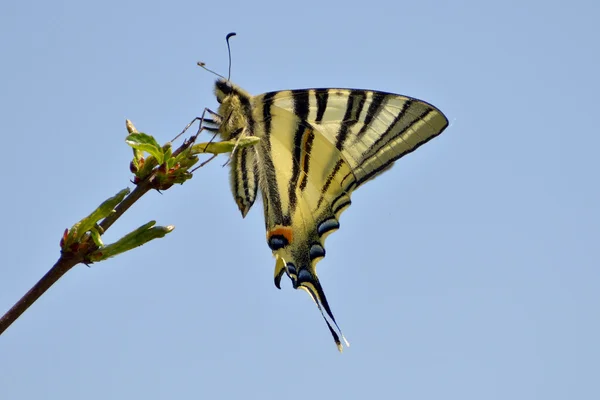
[0,255,81,335]
[0,152,162,335]
[0,128,253,336]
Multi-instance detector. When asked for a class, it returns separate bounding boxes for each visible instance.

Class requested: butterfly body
[212,78,448,351]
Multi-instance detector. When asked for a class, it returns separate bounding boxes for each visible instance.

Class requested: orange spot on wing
[266,225,294,244]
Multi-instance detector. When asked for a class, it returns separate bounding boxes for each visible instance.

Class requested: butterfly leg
[171,107,222,143]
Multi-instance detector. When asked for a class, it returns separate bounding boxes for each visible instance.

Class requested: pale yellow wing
[214,79,448,351]
[250,88,448,350]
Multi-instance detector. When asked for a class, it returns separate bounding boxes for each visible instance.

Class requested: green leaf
[126,133,165,164]
[173,148,198,169]
[165,144,178,170]
[90,226,104,247]
[163,143,173,160]
[64,188,130,247]
[136,155,159,179]
[88,221,174,262]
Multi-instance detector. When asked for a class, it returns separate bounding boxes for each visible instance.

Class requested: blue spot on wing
[286,262,297,276]
[317,218,339,237]
[268,235,288,250]
[298,269,312,282]
[309,243,326,260]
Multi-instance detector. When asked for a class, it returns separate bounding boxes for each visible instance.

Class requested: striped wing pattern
[214,79,448,351]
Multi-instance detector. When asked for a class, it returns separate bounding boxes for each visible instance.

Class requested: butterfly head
[214,79,254,141]
[214,78,235,104]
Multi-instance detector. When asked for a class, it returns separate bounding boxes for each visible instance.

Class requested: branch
[0,120,259,335]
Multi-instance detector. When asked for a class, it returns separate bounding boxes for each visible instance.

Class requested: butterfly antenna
[197,61,226,80]
[225,32,236,81]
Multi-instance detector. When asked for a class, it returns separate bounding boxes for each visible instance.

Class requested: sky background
[1,0,599,398]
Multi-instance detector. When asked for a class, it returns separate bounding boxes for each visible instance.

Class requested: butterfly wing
[250,88,448,350]
[229,146,259,217]
[214,80,261,218]
[214,79,448,351]
[265,88,449,187]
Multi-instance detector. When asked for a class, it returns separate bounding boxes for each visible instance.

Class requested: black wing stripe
[357,108,445,186]
[288,90,310,212]
[261,92,285,223]
[299,129,315,192]
[362,98,414,160]
[239,147,250,197]
[356,91,386,139]
[332,197,351,216]
[317,158,345,209]
[335,90,367,151]
[239,92,255,135]
[315,89,329,123]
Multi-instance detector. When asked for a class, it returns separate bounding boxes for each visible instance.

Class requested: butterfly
[204,79,448,351]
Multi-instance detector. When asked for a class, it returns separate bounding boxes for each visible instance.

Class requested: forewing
[267,88,448,188]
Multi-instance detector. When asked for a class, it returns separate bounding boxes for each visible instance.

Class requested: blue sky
[1,0,599,398]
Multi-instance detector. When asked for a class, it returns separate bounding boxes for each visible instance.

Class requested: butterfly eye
[215,79,235,104]
[215,79,234,96]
